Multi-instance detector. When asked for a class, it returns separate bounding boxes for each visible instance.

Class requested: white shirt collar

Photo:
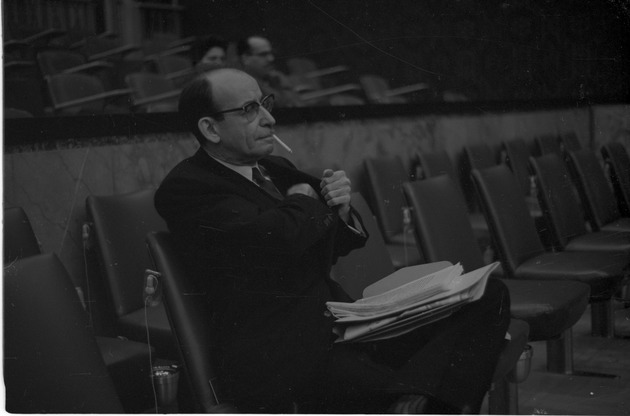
[207,152,258,182]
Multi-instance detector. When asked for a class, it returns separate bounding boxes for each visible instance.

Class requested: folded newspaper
[326,261,499,343]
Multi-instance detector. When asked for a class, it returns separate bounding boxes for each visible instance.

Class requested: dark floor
[483,301,630,415]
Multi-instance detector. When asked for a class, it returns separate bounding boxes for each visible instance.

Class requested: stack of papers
[326,261,499,343]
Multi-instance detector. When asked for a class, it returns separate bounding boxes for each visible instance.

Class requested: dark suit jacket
[155,149,367,407]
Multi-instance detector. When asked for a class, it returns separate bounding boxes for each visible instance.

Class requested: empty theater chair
[85,189,177,360]
[471,164,627,338]
[403,176,590,376]
[363,156,422,268]
[601,141,630,217]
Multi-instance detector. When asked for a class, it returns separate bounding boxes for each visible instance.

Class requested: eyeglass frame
[210,94,275,121]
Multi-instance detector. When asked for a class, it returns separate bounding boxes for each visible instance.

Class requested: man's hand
[287,183,318,199]
[320,169,352,222]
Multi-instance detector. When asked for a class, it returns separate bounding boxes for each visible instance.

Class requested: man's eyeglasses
[211,94,275,122]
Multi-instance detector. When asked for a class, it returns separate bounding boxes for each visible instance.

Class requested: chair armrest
[164,68,196,81]
[300,84,362,101]
[304,65,350,79]
[167,36,197,49]
[23,28,66,44]
[53,88,131,111]
[61,60,114,74]
[382,83,430,97]
[132,89,182,107]
[88,44,140,61]
[143,45,192,62]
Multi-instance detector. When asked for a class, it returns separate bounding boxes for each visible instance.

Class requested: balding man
[155,68,510,413]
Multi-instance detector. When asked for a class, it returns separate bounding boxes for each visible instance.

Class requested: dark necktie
[252,167,284,200]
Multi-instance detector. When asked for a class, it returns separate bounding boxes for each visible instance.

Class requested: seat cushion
[492,319,529,382]
[95,336,155,412]
[601,217,630,233]
[564,230,630,254]
[514,251,627,300]
[503,279,590,341]
[118,303,178,359]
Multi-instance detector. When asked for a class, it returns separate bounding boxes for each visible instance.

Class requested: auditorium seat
[146,231,238,414]
[560,131,582,153]
[601,142,630,217]
[414,150,492,260]
[85,189,177,360]
[363,156,422,268]
[45,72,131,115]
[332,192,532,414]
[3,206,156,412]
[153,54,196,87]
[567,148,630,233]
[462,143,499,212]
[535,134,562,156]
[530,153,630,255]
[125,72,181,112]
[402,175,591,375]
[471,164,627,337]
[37,49,113,77]
[81,35,140,61]
[4,253,124,413]
[359,74,430,104]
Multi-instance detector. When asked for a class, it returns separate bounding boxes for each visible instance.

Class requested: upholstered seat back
[403,175,485,272]
[529,154,588,248]
[86,189,167,317]
[601,142,630,216]
[330,193,395,300]
[4,253,124,413]
[567,149,621,230]
[471,165,545,278]
[3,206,41,263]
[146,231,235,413]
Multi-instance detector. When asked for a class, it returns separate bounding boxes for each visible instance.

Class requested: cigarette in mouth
[273,134,293,153]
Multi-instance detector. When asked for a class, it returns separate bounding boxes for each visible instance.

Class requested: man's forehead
[209,70,261,105]
[249,37,271,52]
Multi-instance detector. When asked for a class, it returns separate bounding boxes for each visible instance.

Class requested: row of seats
[5,138,627,412]
[4,27,435,117]
[362,140,630,369]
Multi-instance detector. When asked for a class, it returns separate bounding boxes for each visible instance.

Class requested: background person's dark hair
[236,37,252,57]
[178,74,224,144]
[191,35,228,64]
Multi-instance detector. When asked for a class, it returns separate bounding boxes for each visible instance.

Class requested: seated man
[155,68,510,414]
[237,35,302,107]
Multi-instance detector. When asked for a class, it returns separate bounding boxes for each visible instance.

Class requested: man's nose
[260,107,276,126]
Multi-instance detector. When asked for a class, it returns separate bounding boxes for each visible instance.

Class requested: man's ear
[198,117,221,144]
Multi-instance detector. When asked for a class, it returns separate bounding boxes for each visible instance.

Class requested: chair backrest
[363,156,409,240]
[529,153,588,249]
[359,74,406,104]
[403,175,485,272]
[37,49,86,75]
[502,138,533,197]
[86,189,167,317]
[330,193,395,300]
[46,72,107,114]
[535,134,562,156]
[560,132,581,153]
[601,142,630,217]
[3,206,41,263]
[417,150,459,184]
[463,143,497,171]
[4,253,124,413]
[471,165,545,278]
[126,72,177,98]
[566,149,622,230]
[146,231,234,413]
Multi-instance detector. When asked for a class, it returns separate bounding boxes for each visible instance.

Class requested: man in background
[237,35,302,107]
